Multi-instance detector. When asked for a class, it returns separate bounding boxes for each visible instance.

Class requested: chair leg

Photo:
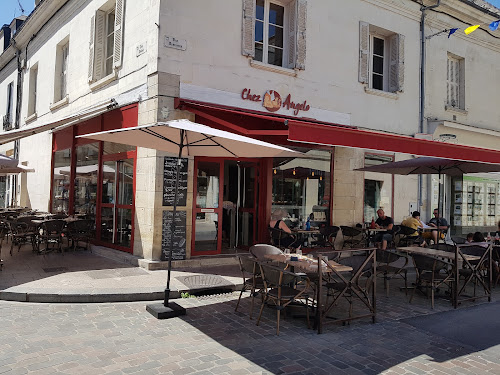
[409,279,417,303]
[403,272,408,296]
[276,300,281,335]
[256,295,267,326]
[431,285,435,309]
[249,287,257,320]
[235,288,244,312]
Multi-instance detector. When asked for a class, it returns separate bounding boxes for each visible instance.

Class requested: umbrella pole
[146,130,186,319]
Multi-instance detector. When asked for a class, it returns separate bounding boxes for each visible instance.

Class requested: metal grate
[177,275,228,289]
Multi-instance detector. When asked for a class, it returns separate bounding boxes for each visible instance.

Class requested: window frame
[369,34,388,92]
[104,10,115,77]
[27,64,38,118]
[6,82,13,122]
[447,54,465,110]
[254,0,288,68]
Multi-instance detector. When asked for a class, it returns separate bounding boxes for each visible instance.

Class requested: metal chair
[376,249,408,297]
[235,255,264,319]
[429,243,456,252]
[410,254,453,309]
[66,219,94,251]
[340,226,363,249]
[458,244,491,297]
[268,227,297,250]
[7,221,37,255]
[38,220,66,253]
[397,225,420,247]
[249,244,284,261]
[256,263,311,335]
[310,225,340,249]
[451,236,466,245]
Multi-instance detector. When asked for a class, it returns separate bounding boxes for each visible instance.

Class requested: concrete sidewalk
[0,244,243,303]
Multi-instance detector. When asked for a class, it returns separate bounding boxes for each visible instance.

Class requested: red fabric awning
[288,121,500,164]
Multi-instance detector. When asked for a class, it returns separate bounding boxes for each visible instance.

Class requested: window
[363,153,393,222]
[359,22,404,93]
[242,0,307,70]
[88,0,123,83]
[3,82,13,129]
[54,39,69,104]
[447,54,465,110]
[27,64,38,118]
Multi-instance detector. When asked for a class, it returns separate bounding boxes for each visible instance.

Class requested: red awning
[287,121,500,164]
[177,98,500,164]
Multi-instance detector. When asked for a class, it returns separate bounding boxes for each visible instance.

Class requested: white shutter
[295,0,307,70]
[358,21,369,83]
[93,10,106,81]
[389,33,405,93]
[113,0,124,68]
[241,0,255,57]
[61,44,69,98]
[447,56,460,107]
[287,0,297,68]
[388,34,398,92]
[397,33,405,92]
[88,15,95,82]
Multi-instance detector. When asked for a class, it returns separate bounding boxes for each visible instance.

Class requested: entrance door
[192,158,260,256]
[100,158,134,252]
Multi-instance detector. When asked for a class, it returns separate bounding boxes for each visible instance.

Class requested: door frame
[191,157,262,256]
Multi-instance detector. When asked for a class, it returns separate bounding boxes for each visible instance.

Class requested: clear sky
[0,0,34,27]
[487,0,500,9]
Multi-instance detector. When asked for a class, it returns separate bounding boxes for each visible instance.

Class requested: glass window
[117,159,134,205]
[102,161,116,204]
[102,141,135,155]
[52,149,72,213]
[74,143,99,218]
[272,150,331,226]
[254,0,285,67]
[196,161,220,209]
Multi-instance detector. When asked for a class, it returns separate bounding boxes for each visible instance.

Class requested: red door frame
[191,157,262,256]
[94,150,136,253]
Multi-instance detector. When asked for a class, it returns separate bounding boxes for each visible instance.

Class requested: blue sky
[488,0,500,9]
[0,0,34,27]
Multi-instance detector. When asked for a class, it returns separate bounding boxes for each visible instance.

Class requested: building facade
[0,0,499,264]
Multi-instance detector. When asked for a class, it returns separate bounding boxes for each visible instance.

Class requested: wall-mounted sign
[241,88,310,116]
[164,36,187,51]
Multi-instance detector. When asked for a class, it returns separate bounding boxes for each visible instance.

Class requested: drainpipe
[418,0,440,213]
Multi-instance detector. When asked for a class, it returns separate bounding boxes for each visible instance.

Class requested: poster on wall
[161,210,187,261]
[163,157,188,206]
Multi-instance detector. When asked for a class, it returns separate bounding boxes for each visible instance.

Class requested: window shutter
[88,15,95,82]
[447,57,460,107]
[287,0,297,68]
[93,10,106,81]
[295,0,307,70]
[113,0,124,68]
[241,0,255,57]
[358,21,369,84]
[397,34,405,92]
[388,34,398,92]
[61,45,69,98]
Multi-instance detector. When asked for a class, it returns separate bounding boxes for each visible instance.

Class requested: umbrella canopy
[77,119,299,318]
[356,157,500,176]
[0,154,20,168]
[76,119,298,158]
[0,165,35,175]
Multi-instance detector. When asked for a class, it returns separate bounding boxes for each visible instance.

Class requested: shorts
[375,233,393,242]
[422,231,445,240]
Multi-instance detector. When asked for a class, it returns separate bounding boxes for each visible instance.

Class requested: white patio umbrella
[0,154,34,175]
[77,119,299,319]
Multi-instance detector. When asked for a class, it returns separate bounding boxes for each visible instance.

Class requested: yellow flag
[464,25,480,35]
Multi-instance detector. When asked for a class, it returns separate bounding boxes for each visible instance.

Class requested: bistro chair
[66,219,94,252]
[256,263,311,335]
[235,255,264,319]
[340,226,363,249]
[376,249,408,297]
[7,221,37,255]
[458,244,491,297]
[268,227,297,250]
[397,225,420,247]
[249,244,285,262]
[451,236,467,245]
[429,243,456,253]
[410,254,453,309]
[38,219,66,254]
[310,225,340,250]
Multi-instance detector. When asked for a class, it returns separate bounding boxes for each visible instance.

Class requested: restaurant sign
[241,88,310,116]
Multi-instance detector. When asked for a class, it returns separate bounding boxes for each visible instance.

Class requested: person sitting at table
[401,211,427,247]
[374,208,394,251]
[269,209,299,249]
[466,233,474,243]
[472,231,485,243]
[422,208,448,244]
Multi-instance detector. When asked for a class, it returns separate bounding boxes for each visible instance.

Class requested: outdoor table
[262,252,350,274]
[291,228,321,248]
[397,245,491,308]
[363,227,387,247]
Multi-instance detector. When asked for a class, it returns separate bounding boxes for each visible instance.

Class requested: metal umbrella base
[146,302,186,319]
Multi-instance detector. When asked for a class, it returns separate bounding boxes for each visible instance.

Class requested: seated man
[401,211,426,246]
[374,208,394,250]
[422,208,448,244]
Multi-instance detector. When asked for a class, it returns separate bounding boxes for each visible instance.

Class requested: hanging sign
[241,88,310,116]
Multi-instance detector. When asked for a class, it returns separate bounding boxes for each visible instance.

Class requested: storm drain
[42,267,68,273]
[176,275,233,296]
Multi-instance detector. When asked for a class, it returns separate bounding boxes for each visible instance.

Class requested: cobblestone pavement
[1,291,500,375]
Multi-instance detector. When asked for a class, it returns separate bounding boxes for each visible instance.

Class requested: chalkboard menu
[161,210,187,261]
[163,157,188,206]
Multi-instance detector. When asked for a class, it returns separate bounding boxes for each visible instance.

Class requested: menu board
[163,157,188,206]
[161,210,187,261]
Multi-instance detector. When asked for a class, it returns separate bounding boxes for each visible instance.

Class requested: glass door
[192,159,223,256]
[100,158,134,252]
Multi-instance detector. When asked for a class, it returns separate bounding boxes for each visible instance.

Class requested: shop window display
[52,149,72,213]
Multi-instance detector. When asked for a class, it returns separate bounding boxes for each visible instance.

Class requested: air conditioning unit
[2,115,13,131]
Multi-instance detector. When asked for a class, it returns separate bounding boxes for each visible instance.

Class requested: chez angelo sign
[241,88,310,116]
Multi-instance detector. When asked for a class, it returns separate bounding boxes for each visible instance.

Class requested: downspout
[418,0,440,212]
